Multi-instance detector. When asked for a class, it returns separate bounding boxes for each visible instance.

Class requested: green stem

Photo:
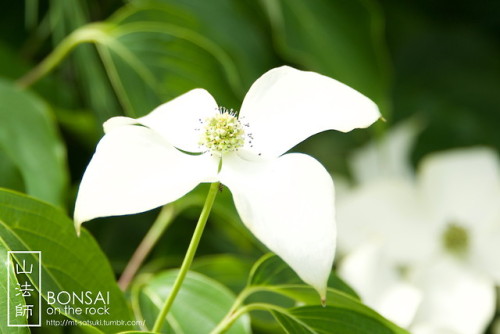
[16,23,110,88]
[217,286,259,324]
[152,182,220,332]
[118,204,176,291]
[211,303,286,334]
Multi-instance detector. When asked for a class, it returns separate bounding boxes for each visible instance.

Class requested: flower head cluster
[198,108,246,154]
[74,66,380,297]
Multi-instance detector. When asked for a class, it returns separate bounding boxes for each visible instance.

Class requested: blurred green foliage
[381,0,500,161]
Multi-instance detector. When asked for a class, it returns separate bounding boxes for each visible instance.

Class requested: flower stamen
[199,107,245,154]
[442,223,469,255]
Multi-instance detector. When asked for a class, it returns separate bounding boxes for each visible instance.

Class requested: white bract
[338,241,422,328]
[74,66,381,297]
[337,126,500,334]
[349,119,421,185]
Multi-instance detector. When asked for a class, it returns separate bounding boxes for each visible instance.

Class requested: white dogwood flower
[340,241,494,334]
[338,138,500,333]
[74,66,381,297]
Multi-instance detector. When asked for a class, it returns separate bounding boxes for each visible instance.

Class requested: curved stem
[216,286,259,325]
[16,23,110,88]
[118,204,176,291]
[211,303,286,334]
[152,182,220,332]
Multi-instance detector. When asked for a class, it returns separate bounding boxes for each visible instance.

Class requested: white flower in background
[337,177,431,265]
[410,254,495,334]
[74,66,381,297]
[341,242,495,334]
[337,120,430,264]
[338,134,500,333]
[338,241,422,328]
[349,119,422,184]
[418,149,500,281]
[408,148,499,334]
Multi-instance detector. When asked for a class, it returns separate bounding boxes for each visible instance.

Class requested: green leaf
[0,188,134,333]
[249,253,359,299]
[272,305,406,334]
[0,242,30,333]
[246,254,408,333]
[45,0,121,123]
[151,0,276,90]
[191,254,254,293]
[89,0,275,117]
[0,79,68,207]
[0,149,24,192]
[136,270,251,333]
[263,0,391,114]
[52,107,101,150]
[271,286,409,333]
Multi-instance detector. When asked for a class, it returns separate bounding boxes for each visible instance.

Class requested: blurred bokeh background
[0,1,499,333]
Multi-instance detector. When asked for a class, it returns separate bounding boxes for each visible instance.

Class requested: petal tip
[75,221,82,237]
[73,209,86,237]
[317,284,328,305]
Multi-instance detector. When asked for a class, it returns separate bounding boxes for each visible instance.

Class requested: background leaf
[249,253,359,299]
[0,188,133,333]
[45,0,122,124]
[152,0,276,90]
[0,242,30,332]
[245,254,408,333]
[0,79,68,207]
[382,1,500,160]
[89,0,276,117]
[272,305,403,334]
[191,254,254,293]
[135,270,251,333]
[263,0,392,114]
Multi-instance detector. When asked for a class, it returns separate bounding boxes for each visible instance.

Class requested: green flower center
[199,108,245,154]
[442,223,469,254]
